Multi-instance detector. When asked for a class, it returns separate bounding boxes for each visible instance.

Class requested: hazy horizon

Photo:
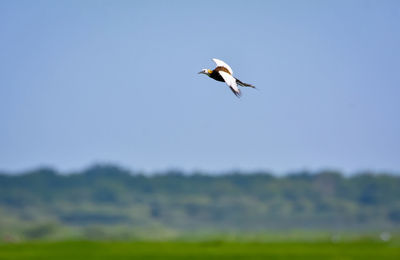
[1,161,399,176]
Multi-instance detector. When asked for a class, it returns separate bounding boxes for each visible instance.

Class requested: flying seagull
[198,58,255,97]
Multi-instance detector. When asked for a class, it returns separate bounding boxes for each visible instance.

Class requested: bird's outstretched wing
[212,58,233,75]
[218,71,241,97]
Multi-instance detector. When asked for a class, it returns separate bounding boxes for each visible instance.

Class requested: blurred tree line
[0,165,399,239]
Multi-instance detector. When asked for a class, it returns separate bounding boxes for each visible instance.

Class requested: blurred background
[0,0,400,246]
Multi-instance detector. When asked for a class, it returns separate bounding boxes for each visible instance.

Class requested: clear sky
[1,0,399,174]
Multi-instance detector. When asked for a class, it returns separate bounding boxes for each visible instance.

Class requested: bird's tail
[236,78,255,88]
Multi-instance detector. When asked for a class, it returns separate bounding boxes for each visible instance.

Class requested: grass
[0,240,399,259]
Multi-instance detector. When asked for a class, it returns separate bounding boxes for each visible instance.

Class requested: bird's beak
[198,71,206,75]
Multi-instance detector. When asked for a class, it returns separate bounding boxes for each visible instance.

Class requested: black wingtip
[232,89,241,98]
[228,85,241,98]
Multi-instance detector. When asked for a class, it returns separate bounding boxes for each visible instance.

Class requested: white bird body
[198,58,255,97]
[218,70,240,96]
[212,58,233,75]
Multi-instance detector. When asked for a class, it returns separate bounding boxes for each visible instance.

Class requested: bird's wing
[212,58,233,75]
[218,71,241,97]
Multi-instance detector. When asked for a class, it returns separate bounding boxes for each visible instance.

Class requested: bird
[198,58,255,97]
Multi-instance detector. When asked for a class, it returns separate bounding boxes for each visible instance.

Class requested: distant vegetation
[0,165,399,241]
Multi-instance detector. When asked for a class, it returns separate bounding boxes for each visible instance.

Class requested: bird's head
[198,69,212,76]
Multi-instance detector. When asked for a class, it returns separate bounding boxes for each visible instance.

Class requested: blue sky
[0,0,399,174]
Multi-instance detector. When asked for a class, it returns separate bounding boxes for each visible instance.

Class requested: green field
[0,241,399,260]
